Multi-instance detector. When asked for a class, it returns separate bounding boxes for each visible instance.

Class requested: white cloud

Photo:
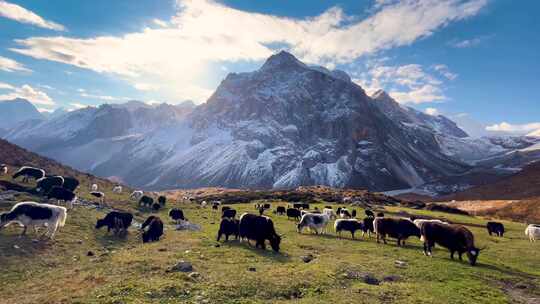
[0,0,65,31]
[80,92,121,101]
[0,82,14,90]
[432,64,458,80]
[450,37,483,48]
[0,55,31,73]
[69,102,87,109]
[389,84,446,104]
[0,84,55,106]
[425,107,440,116]
[485,122,540,134]
[134,83,160,91]
[354,62,448,104]
[153,18,168,27]
[10,0,486,102]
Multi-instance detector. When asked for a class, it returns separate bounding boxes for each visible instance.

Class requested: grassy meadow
[0,175,539,303]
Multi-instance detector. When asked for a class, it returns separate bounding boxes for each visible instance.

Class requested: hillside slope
[441,161,540,201]
[0,138,121,191]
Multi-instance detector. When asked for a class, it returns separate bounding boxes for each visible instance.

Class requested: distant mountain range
[2,51,540,193]
[0,98,43,130]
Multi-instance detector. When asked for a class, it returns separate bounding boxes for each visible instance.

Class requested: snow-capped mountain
[3,52,539,192]
[0,98,44,129]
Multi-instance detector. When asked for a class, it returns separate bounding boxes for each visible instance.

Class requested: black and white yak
[95,211,133,235]
[112,185,123,194]
[62,177,80,192]
[12,166,45,183]
[130,190,144,200]
[217,218,239,241]
[422,222,483,266]
[374,217,421,247]
[0,201,67,239]
[46,186,77,209]
[239,213,281,252]
[297,210,333,234]
[141,216,164,243]
[90,191,106,204]
[0,164,7,175]
[36,176,64,194]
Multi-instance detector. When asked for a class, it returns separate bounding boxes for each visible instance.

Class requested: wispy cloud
[0,82,14,90]
[10,0,487,102]
[80,92,122,101]
[486,122,540,134]
[432,64,458,80]
[354,62,448,104]
[152,18,168,27]
[0,55,31,73]
[69,102,87,109]
[449,35,491,48]
[0,83,55,106]
[0,0,66,31]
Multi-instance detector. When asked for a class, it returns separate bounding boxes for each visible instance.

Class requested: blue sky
[0,0,539,136]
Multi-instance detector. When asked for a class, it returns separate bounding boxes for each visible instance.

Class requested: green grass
[0,185,539,303]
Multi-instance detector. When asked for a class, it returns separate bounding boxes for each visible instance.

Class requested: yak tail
[57,208,67,227]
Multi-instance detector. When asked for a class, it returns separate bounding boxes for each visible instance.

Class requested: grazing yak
[36,176,64,194]
[374,217,420,246]
[292,203,309,210]
[152,203,161,211]
[286,208,301,221]
[525,224,540,242]
[0,164,7,175]
[95,211,133,235]
[276,206,287,215]
[297,211,332,234]
[222,208,237,219]
[217,218,239,241]
[239,213,281,252]
[413,219,448,230]
[0,201,67,239]
[212,201,220,210]
[486,221,505,237]
[90,191,106,204]
[158,195,166,206]
[130,190,144,200]
[334,219,364,239]
[91,184,98,191]
[421,222,482,266]
[141,216,164,243]
[169,208,185,224]
[365,210,375,218]
[139,195,154,207]
[112,185,123,194]
[62,177,80,192]
[46,186,77,209]
[12,166,45,183]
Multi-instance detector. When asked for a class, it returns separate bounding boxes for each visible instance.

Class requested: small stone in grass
[248,267,256,272]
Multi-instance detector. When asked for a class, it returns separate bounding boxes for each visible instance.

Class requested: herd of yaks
[1,164,539,266]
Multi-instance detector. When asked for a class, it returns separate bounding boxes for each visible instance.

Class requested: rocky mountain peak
[260,50,306,71]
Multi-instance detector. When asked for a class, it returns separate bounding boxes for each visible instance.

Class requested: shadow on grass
[217,239,291,262]
[0,231,56,258]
